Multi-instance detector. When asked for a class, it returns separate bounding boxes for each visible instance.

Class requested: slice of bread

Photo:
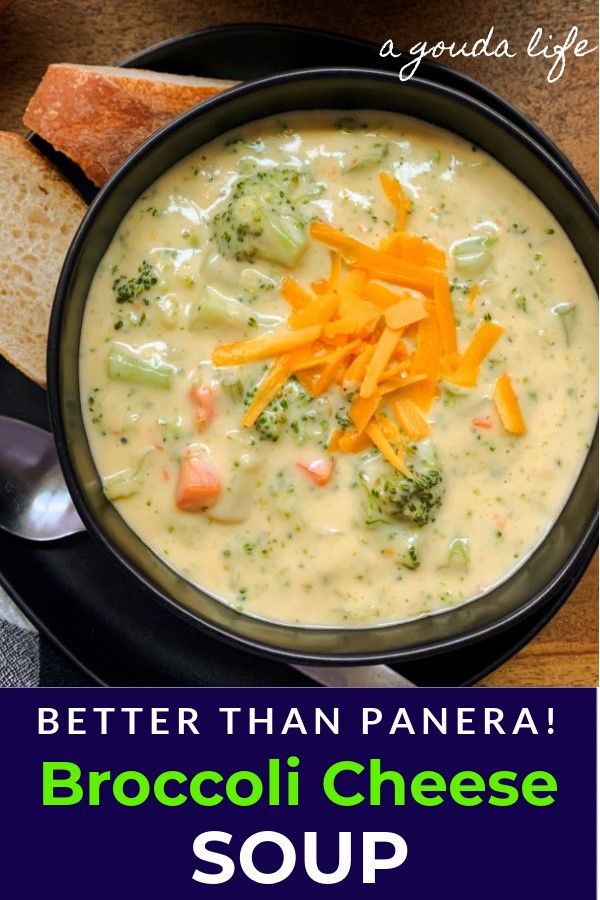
[0,132,86,386]
[24,64,238,186]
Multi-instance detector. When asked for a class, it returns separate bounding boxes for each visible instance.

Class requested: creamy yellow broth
[80,111,598,627]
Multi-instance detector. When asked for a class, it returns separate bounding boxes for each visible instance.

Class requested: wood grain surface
[0,0,597,685]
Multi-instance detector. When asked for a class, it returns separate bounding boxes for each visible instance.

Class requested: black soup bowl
[48,68,599,665]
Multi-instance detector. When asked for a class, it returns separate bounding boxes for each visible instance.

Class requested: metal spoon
[0,416,85,540]
[0,415,412,686]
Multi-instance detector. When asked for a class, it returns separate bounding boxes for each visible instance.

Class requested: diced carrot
[189,384,216,431]
[296,457,336,486]
[472,416,493,430]
[175,456,221,511]
[212,325,322,366]
[493,373,526,435]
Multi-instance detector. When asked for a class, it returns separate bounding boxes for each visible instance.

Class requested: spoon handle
[291,663,414,688]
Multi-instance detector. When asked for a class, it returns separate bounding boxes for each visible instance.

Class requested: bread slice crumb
[0,132,86,386]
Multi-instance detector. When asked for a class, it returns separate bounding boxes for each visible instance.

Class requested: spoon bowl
[0,416,85,541]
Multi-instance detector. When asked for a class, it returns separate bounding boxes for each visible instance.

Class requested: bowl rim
[47,65,599,664]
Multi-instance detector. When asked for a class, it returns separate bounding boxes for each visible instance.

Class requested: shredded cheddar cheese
[211,172,525,473]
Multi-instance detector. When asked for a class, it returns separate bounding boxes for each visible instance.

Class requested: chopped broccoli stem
[344,142,389,172]
[451,235,497,275]
[400,543,420,570]
[551,302,576,345]
[107,345,175,389]
[447,537,470,571]
[189,285,282,331]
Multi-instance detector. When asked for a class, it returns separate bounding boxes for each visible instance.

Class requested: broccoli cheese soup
[79,111,598,627]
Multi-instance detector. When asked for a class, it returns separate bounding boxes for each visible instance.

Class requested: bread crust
[24,64,236,185]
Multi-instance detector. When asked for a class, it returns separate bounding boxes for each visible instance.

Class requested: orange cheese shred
[384,296,427,330]
[466,283,480,314]
[335,427,373,453]
[404,301,442,411]
[212,325,322,366]
[360,327,403,399]
[242,353,296,427]
[365,419,412,477]
[350,393,381,434]
[380,232,446,270]
[363,280,407,310]
[288,292,338,329]
[379,172,412,231]
[493,373,526,435]
[213,180,516,463]
[342,344,375,387]
[281,276,312,310]
[310,221,435,295]
[379,373,427,396]
[392,397,430,440]
[310,340,361,396]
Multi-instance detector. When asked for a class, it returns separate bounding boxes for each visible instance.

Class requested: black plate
[2,23,595,685]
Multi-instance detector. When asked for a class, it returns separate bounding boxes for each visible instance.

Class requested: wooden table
[0,0,597,685]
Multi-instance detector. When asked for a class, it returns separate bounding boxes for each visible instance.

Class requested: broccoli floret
[210,163,318,267]
[244,378,335,446]
[362,445,444,527]
[254,395,290,442]
[112,260,157,304]
[244,378,311,443]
